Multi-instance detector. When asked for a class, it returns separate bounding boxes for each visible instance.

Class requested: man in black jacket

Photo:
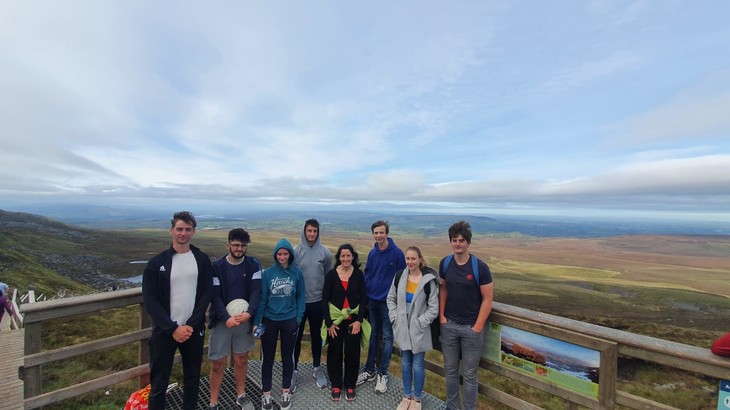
[142,211,214,410]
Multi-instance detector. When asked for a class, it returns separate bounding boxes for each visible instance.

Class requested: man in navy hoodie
[207,228,262,410]
[357,220,405,393]
[142,211,213,410]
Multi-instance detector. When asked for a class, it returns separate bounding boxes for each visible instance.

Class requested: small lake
[124,275,143,283]
[124,261,148,283]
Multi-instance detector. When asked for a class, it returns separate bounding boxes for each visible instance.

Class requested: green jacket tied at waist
[321,303,371,349]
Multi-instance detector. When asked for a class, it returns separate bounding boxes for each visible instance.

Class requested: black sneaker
[345,389,356,401]
[236,394,251,410]
[331,387,341,401]
[356,370,376,385]
[261,394,273,410]
[280,391,292,410]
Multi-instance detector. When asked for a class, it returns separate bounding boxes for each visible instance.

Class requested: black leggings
[326,318,361,389]
[260,317,298,392]
[294,301,324,368]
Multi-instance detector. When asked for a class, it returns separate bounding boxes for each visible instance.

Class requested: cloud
[542,155,730,196]
[614,93,730,144]
[1,2,729,220]
[542,50,643,93]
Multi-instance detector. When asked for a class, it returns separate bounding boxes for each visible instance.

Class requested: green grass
[5,216,727,409]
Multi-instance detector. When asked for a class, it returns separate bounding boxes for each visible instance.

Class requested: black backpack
[393,269,441,350]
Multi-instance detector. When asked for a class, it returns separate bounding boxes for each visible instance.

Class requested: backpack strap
[394,269,404,290]
[471,255,479,285]
[443,254,479,286]
[395,268,432,297]
[443,254,454,273]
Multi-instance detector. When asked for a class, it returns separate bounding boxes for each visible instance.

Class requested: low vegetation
[3,210,728,409]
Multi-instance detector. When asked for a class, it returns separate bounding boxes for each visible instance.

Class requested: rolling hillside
[2,208,728,345]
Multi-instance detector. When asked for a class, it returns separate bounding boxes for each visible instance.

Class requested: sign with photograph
[484,322,600,397]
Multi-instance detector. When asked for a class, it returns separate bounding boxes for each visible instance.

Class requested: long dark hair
[334,243,361,269]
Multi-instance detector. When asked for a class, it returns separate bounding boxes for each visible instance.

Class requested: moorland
[3,207,728,343]
[2,208,729,409]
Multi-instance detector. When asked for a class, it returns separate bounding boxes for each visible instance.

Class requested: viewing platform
[164,361,444,409]
[0,327,24,410]
[13,288,730,410]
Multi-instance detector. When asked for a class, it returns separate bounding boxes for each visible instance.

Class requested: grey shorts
[208,320,255,361]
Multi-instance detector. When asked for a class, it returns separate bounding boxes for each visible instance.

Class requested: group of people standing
[141,211,494,410]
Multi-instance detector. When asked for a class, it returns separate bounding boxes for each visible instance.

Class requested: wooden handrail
[16,289,730,409]
[491,302,730,379]
[19,288,149,409]
[23,328,152,368]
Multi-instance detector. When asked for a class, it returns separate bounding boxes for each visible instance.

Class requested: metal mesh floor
[165,361,445,409]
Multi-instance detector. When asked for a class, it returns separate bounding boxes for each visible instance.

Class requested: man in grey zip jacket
[293,218,333,389]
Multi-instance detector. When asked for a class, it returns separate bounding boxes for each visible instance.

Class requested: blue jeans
[365,300,394,375]
[400,350,425,400]
[441,321,485,410]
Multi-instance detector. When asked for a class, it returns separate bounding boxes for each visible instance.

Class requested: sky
[1,1,729,221]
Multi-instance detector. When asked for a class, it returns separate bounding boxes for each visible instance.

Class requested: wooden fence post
[139,303,151,388]
[23,321,42,399]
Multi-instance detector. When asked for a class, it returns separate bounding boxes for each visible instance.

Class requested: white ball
[226,298,249,316]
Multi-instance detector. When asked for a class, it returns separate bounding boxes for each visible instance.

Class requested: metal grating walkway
[165,361,445,409]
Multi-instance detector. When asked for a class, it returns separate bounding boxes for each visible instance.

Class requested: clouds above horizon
[1,1,729,219]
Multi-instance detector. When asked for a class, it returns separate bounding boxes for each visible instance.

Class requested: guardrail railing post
[139,302,151,388]
[23,320,42,400]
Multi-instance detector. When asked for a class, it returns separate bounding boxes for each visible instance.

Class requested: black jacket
[142,244,214,334]
[322,267,367,327]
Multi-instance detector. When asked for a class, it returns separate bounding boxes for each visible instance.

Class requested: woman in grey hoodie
[387,246,439,410]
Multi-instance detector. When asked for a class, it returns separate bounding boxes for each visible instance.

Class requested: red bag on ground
[124,384,151,410]
[124,383,177,410]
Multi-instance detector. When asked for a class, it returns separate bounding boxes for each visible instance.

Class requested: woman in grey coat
[387,246,439,410]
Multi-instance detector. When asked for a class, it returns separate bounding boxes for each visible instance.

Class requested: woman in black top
[322,244,367,402]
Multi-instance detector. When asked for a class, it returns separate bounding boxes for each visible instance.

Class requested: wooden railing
[424,302,730,410]
[19,288,151,409]
[18,290,730,409]
[9,288,24,329]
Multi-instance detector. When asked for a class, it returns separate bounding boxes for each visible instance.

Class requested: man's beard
[229,250,245,260]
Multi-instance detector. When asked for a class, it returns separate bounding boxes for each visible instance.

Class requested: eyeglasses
[229,243,249,248]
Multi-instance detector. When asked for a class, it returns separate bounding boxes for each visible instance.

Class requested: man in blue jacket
[207,228,262,410]
[358,220,405,394]
[142,211,214,410]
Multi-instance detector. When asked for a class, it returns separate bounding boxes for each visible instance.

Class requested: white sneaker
[313,366,327,388]
[374,374,388,394]
[356,370,376,385]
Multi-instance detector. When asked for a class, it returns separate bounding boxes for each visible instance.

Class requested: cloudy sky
[1,1,729,220]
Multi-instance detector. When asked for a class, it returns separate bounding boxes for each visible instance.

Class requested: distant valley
[1,207,728,347]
